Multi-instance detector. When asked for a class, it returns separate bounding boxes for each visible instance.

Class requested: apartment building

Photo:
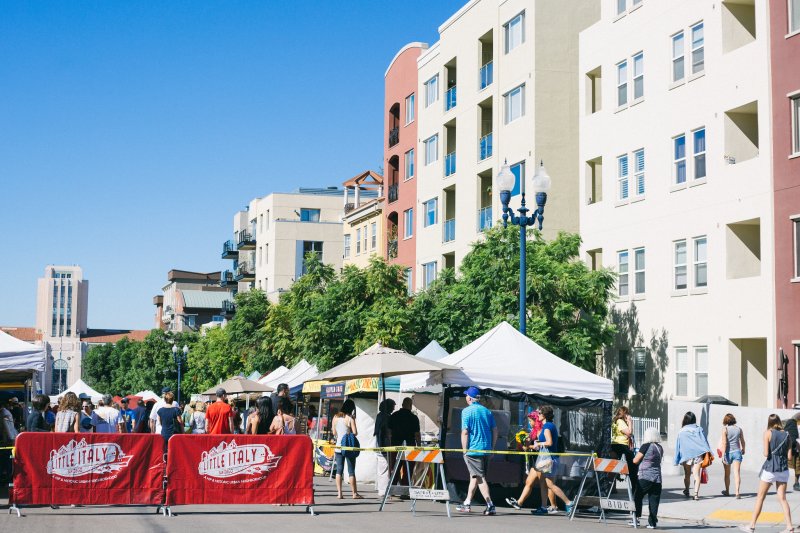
[770,0,800,406]
[384,42,427,291]
[413,0,599,291]
[153,270,233,332]
[342,171,384,269]
[221,188,345,301]
[579,0,773,417]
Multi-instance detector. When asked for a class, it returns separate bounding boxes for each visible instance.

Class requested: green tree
[183,326,237,395]
[126,329,199,394]
[227,289,270,374]
[83,336,146,394]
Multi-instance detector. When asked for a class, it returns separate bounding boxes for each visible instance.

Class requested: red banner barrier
[11,433,166,506]
[165,434,314,506]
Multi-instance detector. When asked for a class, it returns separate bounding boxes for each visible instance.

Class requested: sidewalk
[657,469,800,527]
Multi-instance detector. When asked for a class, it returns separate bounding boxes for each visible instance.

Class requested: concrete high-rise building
[221,188,345,301]
[769,0,800,406]
[579,0,773,416]
[413,0,599,291]
[36,265,88,339]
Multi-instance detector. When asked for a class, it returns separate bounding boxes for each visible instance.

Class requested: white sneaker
[547,506,558,514]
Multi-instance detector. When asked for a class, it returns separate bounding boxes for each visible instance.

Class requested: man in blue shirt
[120,398,135,433]
[456,386,497,515]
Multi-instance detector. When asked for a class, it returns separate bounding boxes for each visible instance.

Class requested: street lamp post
[497,159,552,336]
[172,344,189,405]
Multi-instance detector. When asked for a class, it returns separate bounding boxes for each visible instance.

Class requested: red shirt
[205,401,233,434]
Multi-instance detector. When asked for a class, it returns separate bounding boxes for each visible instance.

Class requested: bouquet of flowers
[515,429,530,450]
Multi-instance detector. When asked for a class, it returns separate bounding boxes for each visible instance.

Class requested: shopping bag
[700,467,708,484]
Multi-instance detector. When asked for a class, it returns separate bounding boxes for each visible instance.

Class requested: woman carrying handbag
[530,406,574,516]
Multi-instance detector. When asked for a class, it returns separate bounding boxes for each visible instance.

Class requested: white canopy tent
[257,365,289,386]
[134,390,160,403]
[415,340,449,361]
[263,360,317,390]
[51,378,103,404]
[401,321,613,401]
[0,330,45,374]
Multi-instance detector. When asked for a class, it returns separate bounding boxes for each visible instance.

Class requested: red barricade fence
[11,432,166,506]
[165,434,314,506]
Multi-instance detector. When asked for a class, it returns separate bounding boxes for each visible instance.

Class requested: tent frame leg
[8,504,20,517]
[306,505,317,516]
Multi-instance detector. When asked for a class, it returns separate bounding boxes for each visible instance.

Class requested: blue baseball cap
[161,386,172,394]
[464,386,480,399]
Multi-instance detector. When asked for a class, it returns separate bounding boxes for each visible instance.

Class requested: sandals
[353,494,364,499]
[693,494,700,501]
[682,489,690,497]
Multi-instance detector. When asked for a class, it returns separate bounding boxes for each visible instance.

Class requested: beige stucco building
[222,188,345,301]
[342,171,384,269]
[413,0,600,290]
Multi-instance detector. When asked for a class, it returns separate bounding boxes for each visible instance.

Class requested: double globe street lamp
[172,344,189,405]
[496,159,552,336]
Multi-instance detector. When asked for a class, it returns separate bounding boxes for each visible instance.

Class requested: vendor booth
[50,378,102,404]
[0,330,45,401]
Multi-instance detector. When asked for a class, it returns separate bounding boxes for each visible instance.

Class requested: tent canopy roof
[202,376,273,396]
[0,330,45,374]
[315,343,459,382]
[52,379,103,402]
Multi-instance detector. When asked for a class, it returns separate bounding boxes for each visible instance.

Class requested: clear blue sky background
[0,1,465,330]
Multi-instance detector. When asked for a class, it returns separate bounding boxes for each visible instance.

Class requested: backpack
[341,431,360,459]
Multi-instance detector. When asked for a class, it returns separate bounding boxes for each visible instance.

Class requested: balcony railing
[479,133,493,161]
[445,151,456,177]
[480,61,493,90]
[234,262,255,282]
[344,202,355,214]
[236,231,256,250]
[387,239,398,259]
[478,206,493,232]
[221,240,238,259]
[445,86,457,111]
[443,218,455,243]
[221,300,236,316]
[388,184,399,203]
[389,127,399,147]
[220,270,235,287]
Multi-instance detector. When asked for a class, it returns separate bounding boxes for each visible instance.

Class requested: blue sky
[0,1,465,330]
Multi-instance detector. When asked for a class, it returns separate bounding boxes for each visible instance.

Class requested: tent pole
[381,373,386,402]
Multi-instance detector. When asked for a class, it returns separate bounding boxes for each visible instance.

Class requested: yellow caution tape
[312,439,595,457]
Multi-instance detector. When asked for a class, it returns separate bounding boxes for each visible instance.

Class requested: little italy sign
[46,439,133,481]
[198,440,282,483]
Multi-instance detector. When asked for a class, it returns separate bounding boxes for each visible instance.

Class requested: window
[425,135,438,165]
[634,247,646,294]
[371,222,377,250]
[672,32,685,82]
[356,229,361,254]
[259,214,263,232]
[695,346,708,396]
[675,347,688,396]
[617,60,628,107]
[674,240,688,290]
[792,0,800,33]
[693,237,708,287]
[405,93,415,125]
[362,227,367,253]
[510,161,525,197]
[301,241,323,274]
[617,350,630,395]
[792,96,800,155]
[404,208,414,238]
[633,148,645,197]
[632,53,644,100]
[405,268,413,295]
[423,198,438,227]
[266,209,270,229]
[300,208,320,222]
[634,348,647,394]
[265,243,268,264]
[618,251,629,296]
[693,128,706,179]
[691,23,704,74]
[423,261,437,289]
[52,358,68,394]
[425,75,439,108]
[617,154,629,200]
[617,0,626,15]
[258,246,262,265]
[405,149,415,180]
[504,11,525,53]
[504,84,525,124]
[794,219,800,277]
[343,235,351,258]
[674,135,687,184]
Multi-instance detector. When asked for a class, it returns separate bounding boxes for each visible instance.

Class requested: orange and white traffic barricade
[570,456,637,528]
[380,446,450,518]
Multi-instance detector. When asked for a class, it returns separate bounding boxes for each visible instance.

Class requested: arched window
[52,358,68,395]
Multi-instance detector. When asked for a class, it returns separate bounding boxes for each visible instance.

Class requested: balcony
[344,202,355,214]
[480,61,493,90]
[478,206,493,232]
[220,270,235,287]
[221,240,238,259]
[387,239,398,259]
[237,231,256,250]
[234,262,255,282]
[445,86,457,111]
[389,127,399,148]
[221,300,236,316]
[443,218,455,243]
[479,133,493,161]
[388,184,399,203]
[445,151,456,177]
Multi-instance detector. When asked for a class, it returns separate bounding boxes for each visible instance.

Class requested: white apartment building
[413,0,599,290]
[579,0,773,417]
[223,188,345,301]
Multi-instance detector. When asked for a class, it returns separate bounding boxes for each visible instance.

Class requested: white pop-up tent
[401,321,612,401]
[51,378,103,404]
[0,330,45,374]
[264,360,318,391]
[257,365,289,386]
